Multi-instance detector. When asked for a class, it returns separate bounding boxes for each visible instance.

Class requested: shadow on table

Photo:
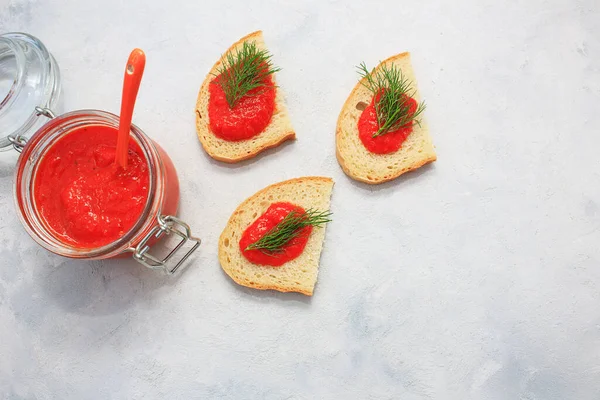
[0,152,19,178]
[199,136,296,172]
[35,254,196,317]
[344,162,436,192]
[220,267,312,306]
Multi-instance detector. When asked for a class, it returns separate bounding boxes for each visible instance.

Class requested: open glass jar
[1,32,200,274]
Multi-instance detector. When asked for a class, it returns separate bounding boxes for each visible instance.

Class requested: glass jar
[0,32,61,149]
[1,32,200,274]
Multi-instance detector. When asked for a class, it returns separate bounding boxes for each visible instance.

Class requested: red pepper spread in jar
[34,126,150,248]
[239,202,312,267]
[208,74,276,141]
[358,91,418,154]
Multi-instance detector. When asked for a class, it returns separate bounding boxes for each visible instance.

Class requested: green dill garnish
[357,62,426,137]
[246,208,332,255]
[213,41,280,109]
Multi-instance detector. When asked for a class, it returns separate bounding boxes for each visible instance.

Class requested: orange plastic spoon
[115,48,146,169]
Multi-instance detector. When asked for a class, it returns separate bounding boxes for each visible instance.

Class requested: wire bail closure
[0,106,56,153]
[133,215,201,274]
[35,106,56,119]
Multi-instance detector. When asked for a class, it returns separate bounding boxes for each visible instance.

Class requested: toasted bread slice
[219,177,334,296]
[336,52,436,184]
[195,31,295,163]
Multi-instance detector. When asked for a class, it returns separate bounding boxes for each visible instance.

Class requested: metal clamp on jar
[0,32,200,274]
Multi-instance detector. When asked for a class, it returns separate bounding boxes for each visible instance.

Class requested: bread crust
[218,177,333,295]
[336,52,436,184]
[195,30,295,163]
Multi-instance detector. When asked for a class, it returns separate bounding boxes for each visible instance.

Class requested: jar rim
[0,35,25,114]
[14,109,165,258]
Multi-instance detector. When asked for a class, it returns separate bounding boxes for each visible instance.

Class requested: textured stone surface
[0,0,599,398]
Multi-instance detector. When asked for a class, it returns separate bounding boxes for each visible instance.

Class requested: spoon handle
[115,48,146,169]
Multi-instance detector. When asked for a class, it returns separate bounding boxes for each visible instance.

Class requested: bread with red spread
[336,52,436,184]
[195,30,295,163]
[219,177,334,296]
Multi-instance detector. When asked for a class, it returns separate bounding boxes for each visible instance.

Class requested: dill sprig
[357,62,426,137]
[213,41,280,108]
[246,208,332,254]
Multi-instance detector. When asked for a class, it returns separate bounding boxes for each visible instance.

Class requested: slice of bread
[219,177,334,296]
[195,31,295,163]
[336,52,436,184]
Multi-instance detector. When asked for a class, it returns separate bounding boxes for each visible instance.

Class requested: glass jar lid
[0,32,61,149]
